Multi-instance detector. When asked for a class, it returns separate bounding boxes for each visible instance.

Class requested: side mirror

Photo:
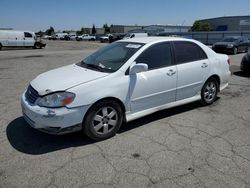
[130,63,148,74]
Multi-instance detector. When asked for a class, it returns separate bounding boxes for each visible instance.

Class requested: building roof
[198,15,250,21]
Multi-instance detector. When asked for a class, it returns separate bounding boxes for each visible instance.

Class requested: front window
[24,32,32,38]
[77,42,144,73]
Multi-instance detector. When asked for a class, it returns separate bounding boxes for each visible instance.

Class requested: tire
[83,100,123,141]
[233,47,238,55]
[200,78,218,105]
[33,42,41,49]
[0,43,2,50]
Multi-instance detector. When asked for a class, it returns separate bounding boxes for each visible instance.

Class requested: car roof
[119,36,194,44]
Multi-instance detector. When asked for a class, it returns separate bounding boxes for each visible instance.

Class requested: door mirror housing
[130,63,148,74]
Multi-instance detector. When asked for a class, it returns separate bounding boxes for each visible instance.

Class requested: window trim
[172,41,208,65]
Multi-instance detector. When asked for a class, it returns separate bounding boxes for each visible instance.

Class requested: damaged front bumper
[21,92,90,135]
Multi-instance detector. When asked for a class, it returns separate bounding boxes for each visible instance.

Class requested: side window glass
[136,42,172,70]
[173,41,207,64]
[24,32,32,38]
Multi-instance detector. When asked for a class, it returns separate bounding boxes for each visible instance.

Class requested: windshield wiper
[86,64,105,72]
[79,61,105,72]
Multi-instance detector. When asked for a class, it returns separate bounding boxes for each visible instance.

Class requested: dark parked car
[241,52,250,73]
[109,33,126,43]
[212,36,250,55]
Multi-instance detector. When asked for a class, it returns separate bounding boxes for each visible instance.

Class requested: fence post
[206,33,208,45]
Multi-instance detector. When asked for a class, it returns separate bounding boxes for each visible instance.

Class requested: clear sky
[0,0,250,32]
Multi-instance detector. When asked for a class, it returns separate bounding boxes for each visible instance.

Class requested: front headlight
[227,44,234,48]
[37,92,75,108]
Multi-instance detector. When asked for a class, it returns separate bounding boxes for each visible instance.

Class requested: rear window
[173,41,207,64]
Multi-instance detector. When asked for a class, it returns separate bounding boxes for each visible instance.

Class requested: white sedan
[21,37,231,140]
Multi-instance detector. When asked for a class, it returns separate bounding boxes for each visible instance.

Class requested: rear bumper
[220,70,231,91]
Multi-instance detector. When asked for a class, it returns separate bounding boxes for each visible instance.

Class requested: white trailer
[0,30,46,50]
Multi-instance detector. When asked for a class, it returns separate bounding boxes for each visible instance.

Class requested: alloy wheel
[92,106,118,135]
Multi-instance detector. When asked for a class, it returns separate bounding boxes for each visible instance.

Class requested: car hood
[214,42,235,46]
[30,64,109,95]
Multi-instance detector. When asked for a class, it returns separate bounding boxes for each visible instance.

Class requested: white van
[123,33,148,39]
[51,33,68,40]
[0,30,46,50]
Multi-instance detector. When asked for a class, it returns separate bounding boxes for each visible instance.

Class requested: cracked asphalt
[0,40,250,188]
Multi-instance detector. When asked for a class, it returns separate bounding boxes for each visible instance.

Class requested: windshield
[222,37,239,42]
[77,42,144,73]
[124,33,132,38]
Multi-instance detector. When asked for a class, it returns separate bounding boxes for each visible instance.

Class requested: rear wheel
[83,100,123,141]
[0,43,2,50]
[200,78,218,105]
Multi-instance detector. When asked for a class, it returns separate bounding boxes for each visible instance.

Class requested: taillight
[227,58,231,65]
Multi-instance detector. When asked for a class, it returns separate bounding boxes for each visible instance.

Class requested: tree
[92,24,96,35]
[103,23,110,33]
[77,27,90,35]
[190,21,212,32]
[45,26,55,36]
[77,27,85,35]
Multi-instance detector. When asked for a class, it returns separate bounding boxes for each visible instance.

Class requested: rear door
[173,41,210,101]
[129,42,177,113]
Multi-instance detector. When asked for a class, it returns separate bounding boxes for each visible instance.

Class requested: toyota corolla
[21,37,231,140]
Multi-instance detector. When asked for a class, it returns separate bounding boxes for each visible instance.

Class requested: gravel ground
[0,40,250,188]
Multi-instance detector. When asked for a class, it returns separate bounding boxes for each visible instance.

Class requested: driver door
[129,42,177,113]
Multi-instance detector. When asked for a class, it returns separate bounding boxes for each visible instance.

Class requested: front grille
[25,85,40,104]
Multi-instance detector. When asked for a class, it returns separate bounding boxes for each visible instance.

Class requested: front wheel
[200,78,218,105]
[83,100,123,141]
[33,42,41,49]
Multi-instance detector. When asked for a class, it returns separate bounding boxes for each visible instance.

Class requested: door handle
[201,62,208,68]
[166,69,176,76]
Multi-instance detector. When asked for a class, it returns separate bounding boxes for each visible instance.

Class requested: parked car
[69,34,77,40]
[123,33,148,39]
[241,52,250,73]
[100,34,112,43]
[212,36,250,55]
[109,33,126,43]
[21,37,231,140]
[76,34,96,41]
[0,30,46,50]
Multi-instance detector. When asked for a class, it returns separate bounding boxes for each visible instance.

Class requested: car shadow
[233,71,250,78]
[6,117,95,155]
[7,101,209,155]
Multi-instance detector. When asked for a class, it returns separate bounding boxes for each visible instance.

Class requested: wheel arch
[83,97,126,124]
[206,74,221,91]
